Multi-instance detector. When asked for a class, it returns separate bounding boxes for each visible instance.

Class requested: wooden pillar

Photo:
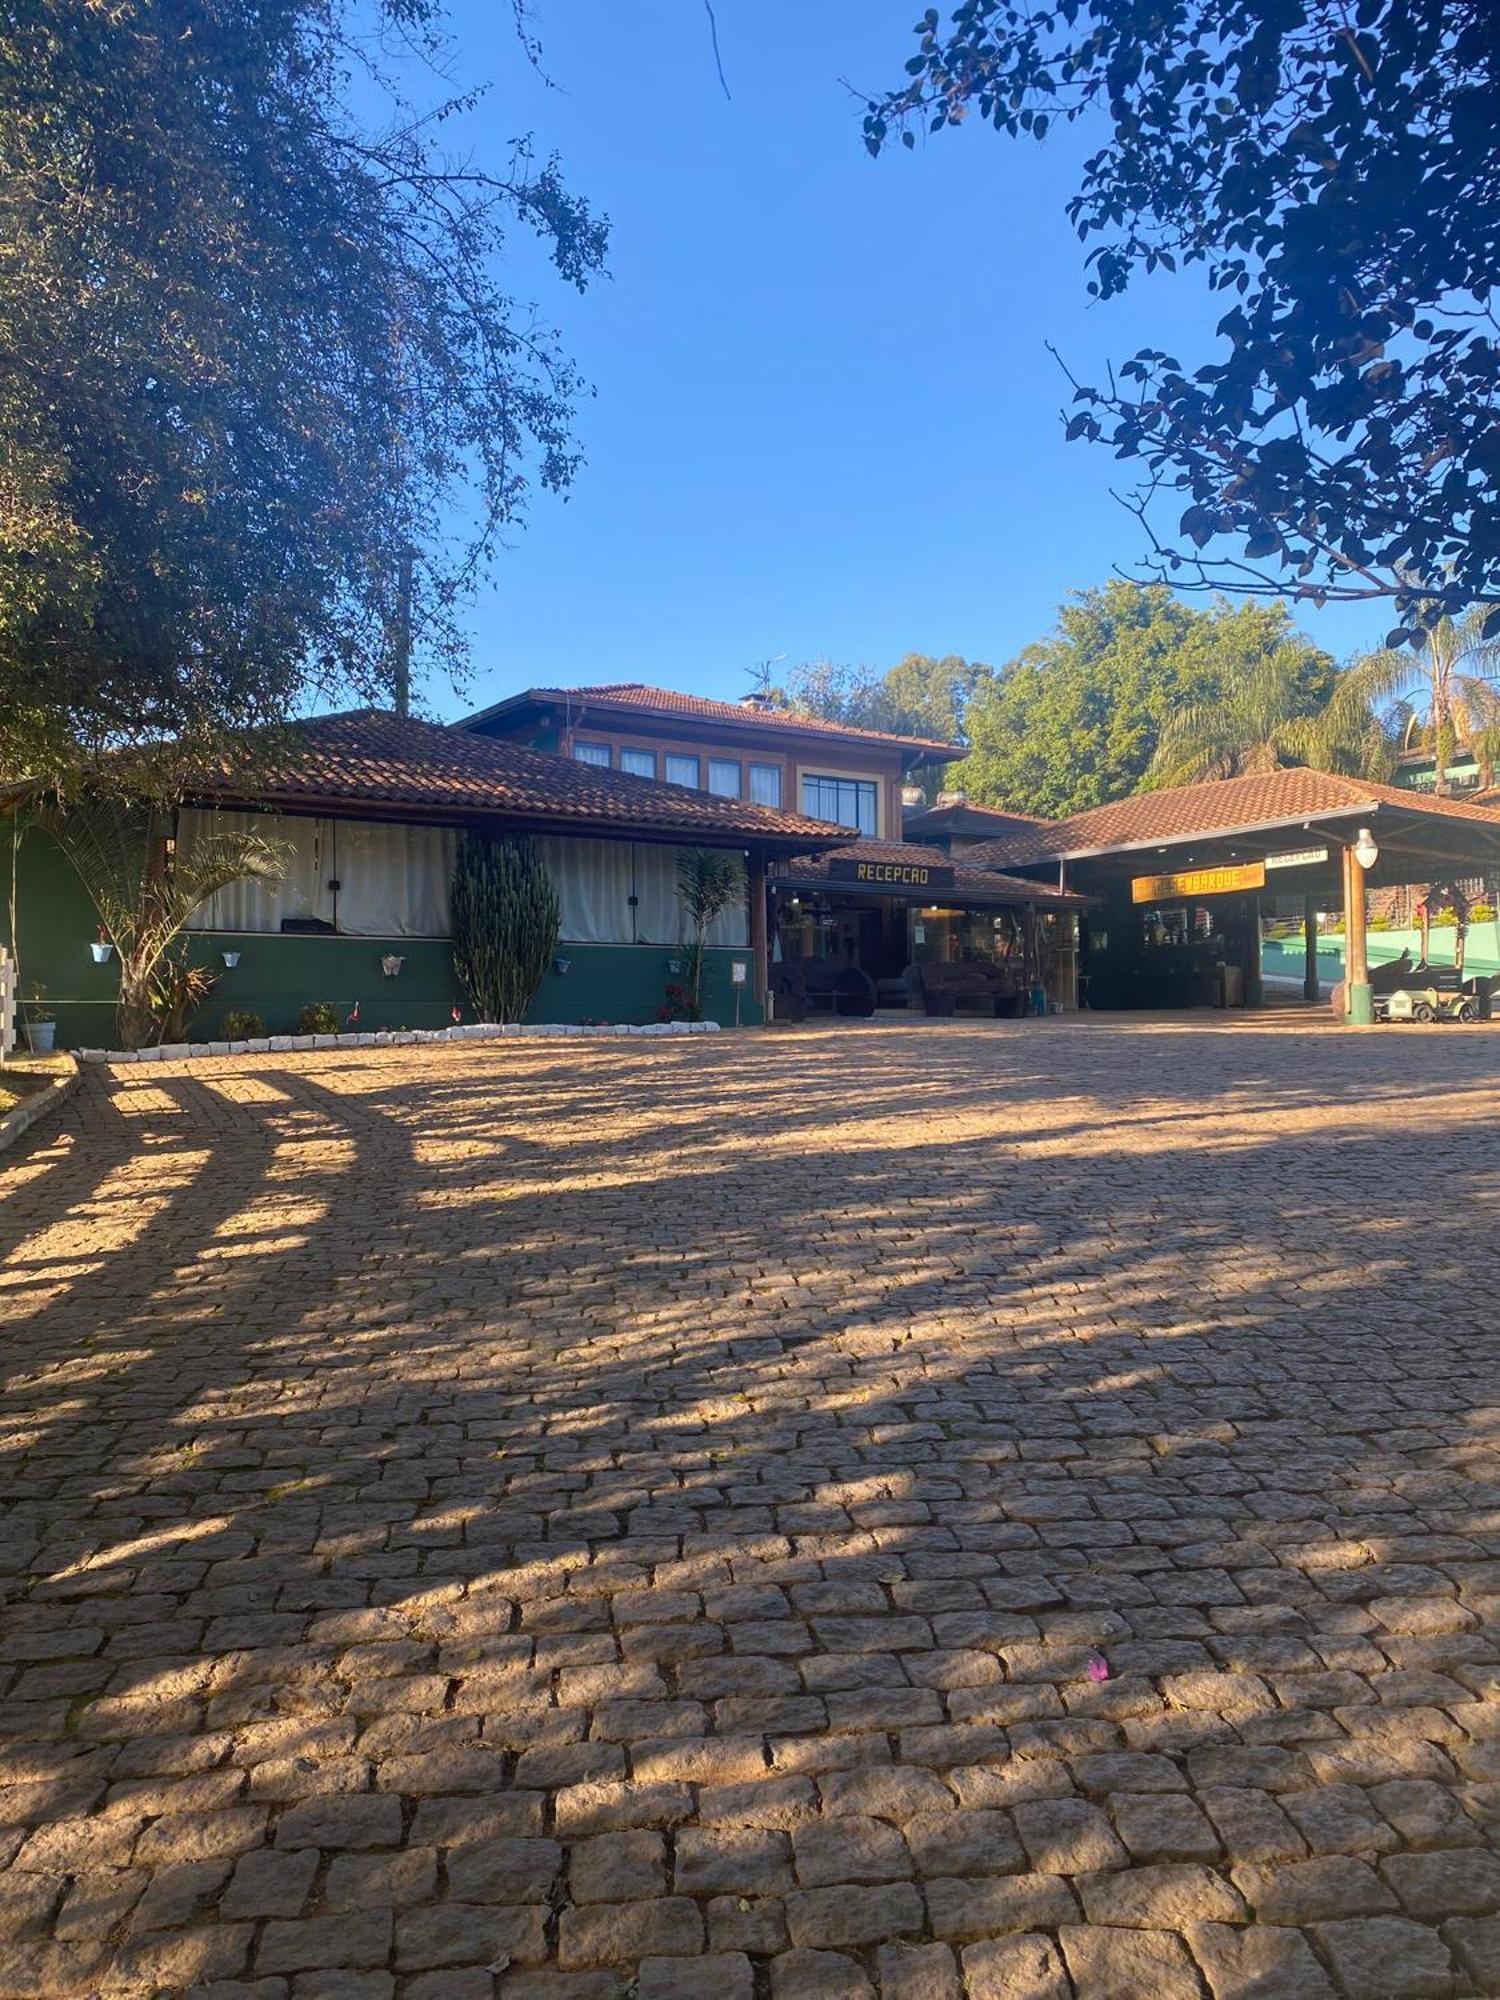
[748,847,769,1022]
[1244,894,1263,1008]
[1342,841,1372,1024]
[1302,892,1320,1003]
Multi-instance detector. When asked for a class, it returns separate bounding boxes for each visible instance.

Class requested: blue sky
[417,1,1388,721]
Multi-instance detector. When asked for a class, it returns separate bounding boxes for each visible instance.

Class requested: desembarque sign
[1130,861,1266,903]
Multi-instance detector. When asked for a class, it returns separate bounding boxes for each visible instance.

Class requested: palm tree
[31,795,283,1047]
[1146,651,1394,790]
[1341,610,1500,794]
[675,849,743,1018]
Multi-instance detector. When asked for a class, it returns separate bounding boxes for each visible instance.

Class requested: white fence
[0,948,14,1057]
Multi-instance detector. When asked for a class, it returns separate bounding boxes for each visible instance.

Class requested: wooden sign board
[828,857,956,890]
[1130,861,1265,904]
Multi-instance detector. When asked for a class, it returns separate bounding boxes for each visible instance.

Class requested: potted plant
[22,987,56,1053]
[90,925,114,964]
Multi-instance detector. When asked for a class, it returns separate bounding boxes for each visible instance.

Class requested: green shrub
[222,1009,267,1039]
[296,1001,339,1035]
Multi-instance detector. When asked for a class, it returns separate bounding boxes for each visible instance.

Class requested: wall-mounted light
[221,950,241,969]
[381,953,405,978]
[1353,827,1379,870]
[554,956,572,976]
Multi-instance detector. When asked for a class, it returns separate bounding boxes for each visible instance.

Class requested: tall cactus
[450,832,560,1023]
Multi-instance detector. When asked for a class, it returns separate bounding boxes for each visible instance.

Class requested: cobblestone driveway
[4,1018,1500,1999]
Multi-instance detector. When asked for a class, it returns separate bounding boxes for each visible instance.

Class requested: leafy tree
[1147,652,1391,789]
[779,653,986,744]
[775,652,989,800]
[952,583,1333,816]
[1,0,606,784]
[450,832,560,1023]
[29,797,284,1048]
[867,1,1500,632]
[1340,611,1500,793]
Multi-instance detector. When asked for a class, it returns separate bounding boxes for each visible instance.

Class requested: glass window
[573,741,611,767]
[801,774,878,835]
[748,763,782,808]
[665,754,699,789]
[707,758,741,798]
[619,748,656,779]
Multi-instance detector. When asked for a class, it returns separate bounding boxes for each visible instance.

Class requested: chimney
[740,691,773,710]
[936,789,967,808]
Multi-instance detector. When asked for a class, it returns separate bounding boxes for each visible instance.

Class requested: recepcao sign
[828,857,956,890]
[1130,861,1266,904]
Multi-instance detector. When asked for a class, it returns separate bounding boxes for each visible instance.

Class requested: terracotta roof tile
[771,839,1088,907]
[967,768,1500,868]
[464,682,964,759]
[186,709,851,847]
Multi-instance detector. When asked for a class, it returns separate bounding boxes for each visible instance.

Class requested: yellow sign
[1131,861,1265,904]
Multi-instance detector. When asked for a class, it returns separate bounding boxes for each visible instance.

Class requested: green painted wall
[2,828,761,1046]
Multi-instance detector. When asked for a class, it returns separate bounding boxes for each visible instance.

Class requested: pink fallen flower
[1086,1652,1111,1682]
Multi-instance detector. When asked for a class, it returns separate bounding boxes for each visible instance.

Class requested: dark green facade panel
[2,832,761,1045]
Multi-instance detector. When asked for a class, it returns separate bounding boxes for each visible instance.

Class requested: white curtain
[536,838,748,946]
[182,812,750,949]
[180,808,331,932]
[536,836,636,943]
[182,809,452,937]
[635,844,748,947]
[333,821,455,937]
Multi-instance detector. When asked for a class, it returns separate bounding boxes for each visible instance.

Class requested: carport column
[747,846,769,1021]
[1342,841,1373,1025]
[1245,894,1264,1008]
[1302,893,1320,1003]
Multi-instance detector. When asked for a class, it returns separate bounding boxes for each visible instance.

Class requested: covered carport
[966,768,1500,1024]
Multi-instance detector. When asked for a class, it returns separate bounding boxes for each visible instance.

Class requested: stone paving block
[874,1939,962,2000]
[558,1897,704,1967]
[1012,1796,1128,1874]
[1078,1860,1247,1927]
[768,1949,873,1998]
[1185,1920,1338,2000]
[960,1933,1071,1999]
[1310,1915,1459,1997]
[256,1913,393,1974]
[1060,1923,1202,1998]
[785,1881,925,1949]
[1381,1846,1500,1917]
[635,1952,754,2000]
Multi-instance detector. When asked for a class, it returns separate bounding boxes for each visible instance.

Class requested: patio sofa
[770,957,877,1021]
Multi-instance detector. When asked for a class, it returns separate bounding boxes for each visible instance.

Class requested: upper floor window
[665,754,699,789]
[802,774,878,836]
[620,748,656,779]
[707,758,741,799]
[573,741,611,768]
[748,763,782,808]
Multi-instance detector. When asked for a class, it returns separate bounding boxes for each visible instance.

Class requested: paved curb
[73,1020,723,1064]
[0,1056,79,1154]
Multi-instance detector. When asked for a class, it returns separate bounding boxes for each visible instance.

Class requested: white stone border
[74,1020,722,1064]
[0,1056,78,1152]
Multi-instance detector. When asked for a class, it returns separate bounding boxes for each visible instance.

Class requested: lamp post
[1344,826,1379,1025]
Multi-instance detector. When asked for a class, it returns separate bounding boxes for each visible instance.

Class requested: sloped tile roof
[772,839,1089,907]
[463,682,964,760]
[966,768,1500,868]
[186,709,852,847]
